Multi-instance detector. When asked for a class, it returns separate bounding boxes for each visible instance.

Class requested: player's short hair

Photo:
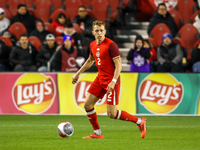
[92,20,105,30]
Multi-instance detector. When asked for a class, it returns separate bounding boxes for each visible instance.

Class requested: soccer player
[72,20,147,139]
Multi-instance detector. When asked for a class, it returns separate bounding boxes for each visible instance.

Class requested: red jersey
[90,37,120,85]
[51,21,64,36]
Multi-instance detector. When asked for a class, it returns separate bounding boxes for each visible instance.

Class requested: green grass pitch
[0,115,200,150]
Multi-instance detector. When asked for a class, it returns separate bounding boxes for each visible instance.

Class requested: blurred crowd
[1,0,200,73]
[0,4,95,72]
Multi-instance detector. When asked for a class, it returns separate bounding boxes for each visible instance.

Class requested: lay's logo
[138,73,183,114]
[12,74,56,114]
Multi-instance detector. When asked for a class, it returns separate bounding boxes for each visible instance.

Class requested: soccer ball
[57,122,74,138]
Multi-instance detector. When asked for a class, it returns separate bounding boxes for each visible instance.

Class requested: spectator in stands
[52,35,85,72]
[10,4,36,35]
[193,11,200,33]
[73,5,95,46]
[30,19,51,44]
[9,34,38,72]
[0,8,10,36]
[157,33,183,72]
[60,21,83,52]
[143,39,157,72]
[36,34,57,72]
[190,43,200,72]
[0,40,11,71]
[51,13,69,36]
[127,35,151,72]
[3,31,16,46]
[147,3,178,37]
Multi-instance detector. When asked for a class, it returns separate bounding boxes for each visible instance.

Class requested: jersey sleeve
[109,42,120,60]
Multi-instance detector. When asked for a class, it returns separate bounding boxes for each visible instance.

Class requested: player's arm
[72,55,95,84]
[107,57,122,93]
[113,57,122,81]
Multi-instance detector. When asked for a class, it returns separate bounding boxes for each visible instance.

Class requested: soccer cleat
[137,117,146,138]
[83,133,104,139]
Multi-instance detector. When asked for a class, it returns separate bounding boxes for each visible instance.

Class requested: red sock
[86,108,100,130]
[115,110,138,123]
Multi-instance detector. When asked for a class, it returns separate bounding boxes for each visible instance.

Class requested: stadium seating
[32,0,53,22]
[0,36,13,47]
[193,38,200,48]
[73,23,82,34]
[168,9,184,30]
[107,0,121,21]
[50,0,63,10]
[146,37,158,48]
[172,37,187,58]
[174,0,198,24]
[49,9,69,23]
[8,22,27,41]
[81,0,93,8]
[149,23,171,47]
[87,0,111,23]
[28,36,42,51]
[0,0,8,8]
[177,24,199,60]
[62,0,83,21]
[3,8,12,20]
[44,22,56,34]
[27,8,40,19]
[24,0,35,9]
[6,0,26,16]
[122,0,130,8]
[55,36,63,45]
[188,10,200,24]
[191,38,200,55]
[136,0,157,22]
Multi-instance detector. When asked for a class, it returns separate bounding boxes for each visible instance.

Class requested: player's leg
[83,77,106,139]
[83,93,104,139]
[106,84,147,138]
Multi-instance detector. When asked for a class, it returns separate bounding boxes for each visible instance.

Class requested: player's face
[92,25,106,42]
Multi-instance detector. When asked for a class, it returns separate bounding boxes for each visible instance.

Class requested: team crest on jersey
[97,48,100,51]
[96,52,100,57]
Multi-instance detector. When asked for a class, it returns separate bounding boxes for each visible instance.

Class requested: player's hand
[107,81,115,94]
[72,73,79,84]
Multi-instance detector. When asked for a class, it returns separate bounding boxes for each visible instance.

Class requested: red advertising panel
[0,73,59,114]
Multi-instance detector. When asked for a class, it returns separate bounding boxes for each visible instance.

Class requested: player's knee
[107,112,116,119]
[84,103,92,110]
